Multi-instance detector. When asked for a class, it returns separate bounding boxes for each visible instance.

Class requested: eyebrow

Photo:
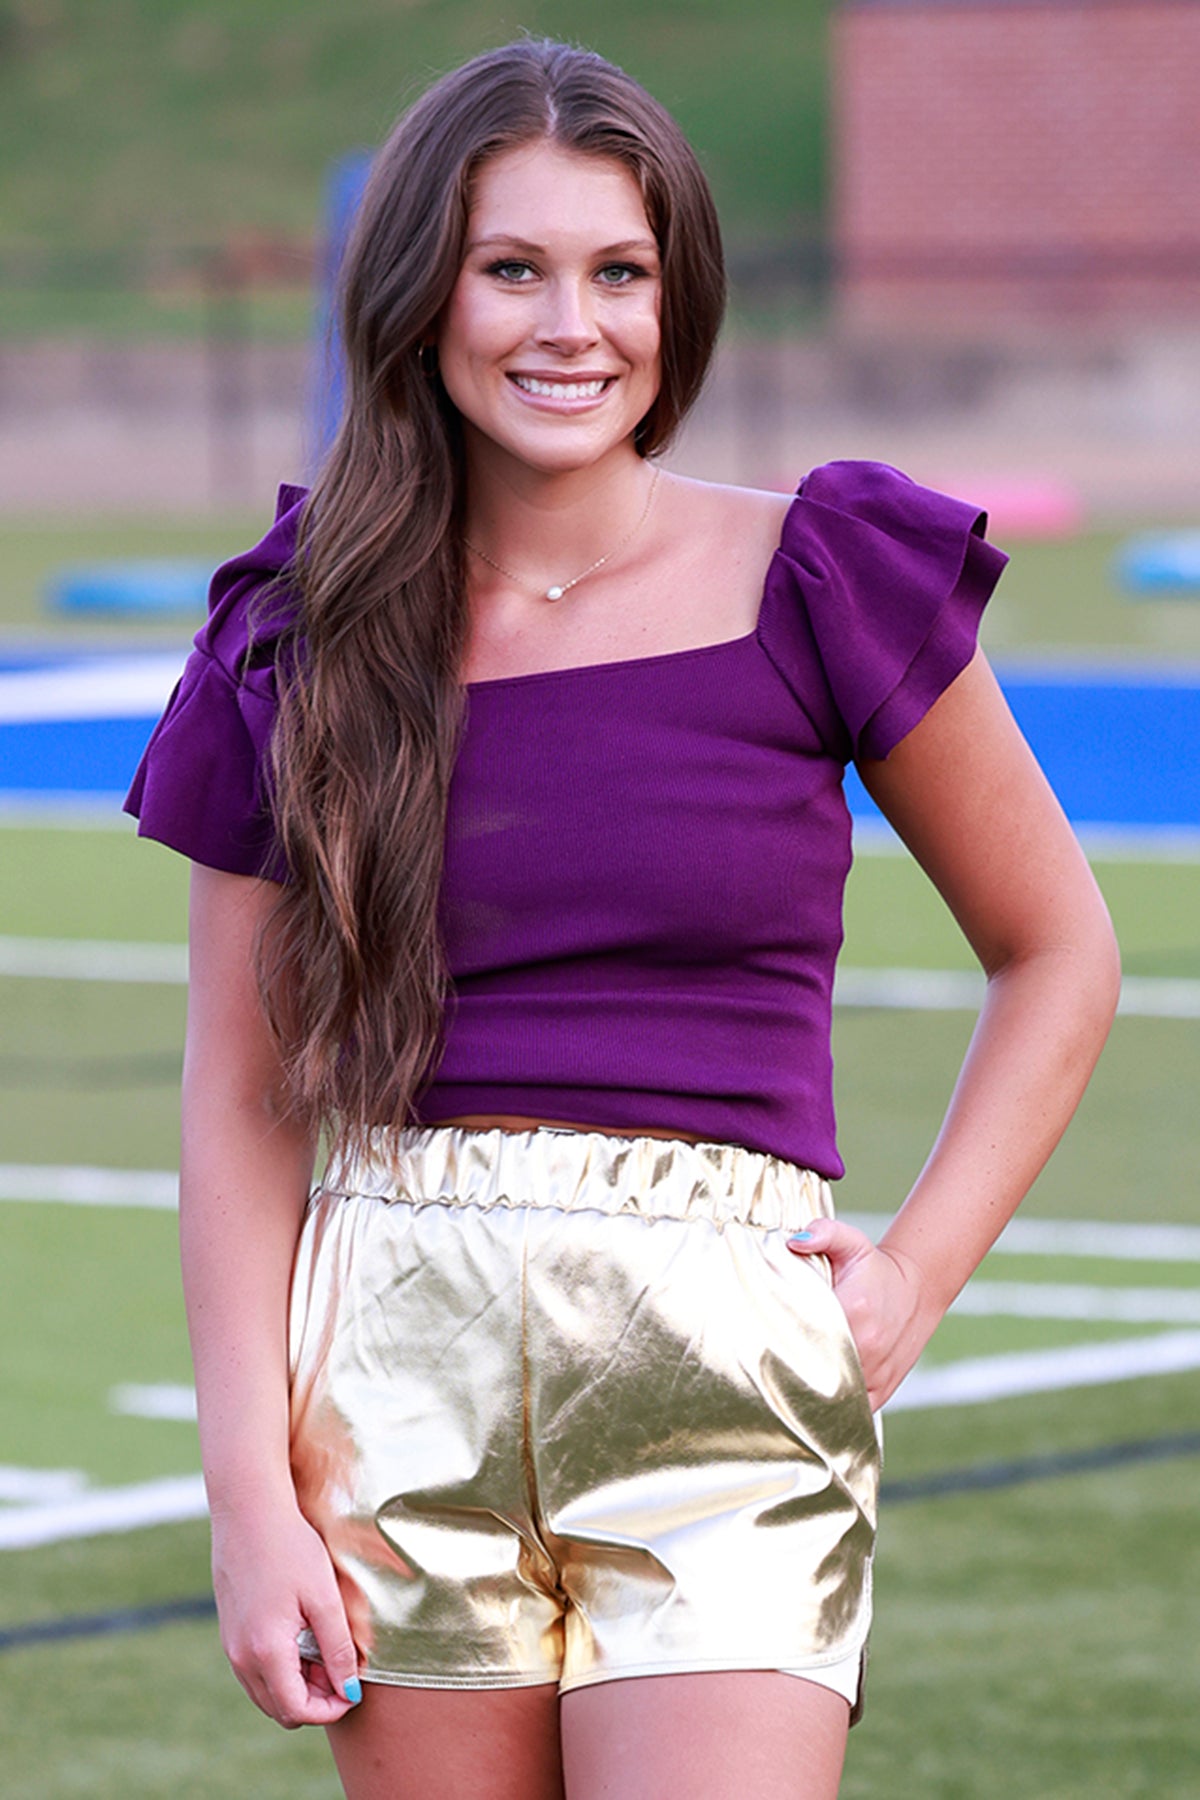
[467,235,660,257]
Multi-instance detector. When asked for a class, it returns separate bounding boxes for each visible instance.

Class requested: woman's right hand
[211,1499,364,1729]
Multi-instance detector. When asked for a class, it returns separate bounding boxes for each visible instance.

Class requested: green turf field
[2,485,1198,1799]
[1,814,1197,1797]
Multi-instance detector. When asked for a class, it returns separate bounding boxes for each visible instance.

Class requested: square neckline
[463,486,800,692]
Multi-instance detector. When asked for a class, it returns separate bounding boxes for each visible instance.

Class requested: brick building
[833,0,1200,336]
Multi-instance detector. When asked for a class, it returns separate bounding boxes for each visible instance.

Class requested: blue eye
[597,263,642,286]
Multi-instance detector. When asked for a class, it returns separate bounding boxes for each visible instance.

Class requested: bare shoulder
[654,473,795,610]
[661,472,795,558]
[638,473,798,640]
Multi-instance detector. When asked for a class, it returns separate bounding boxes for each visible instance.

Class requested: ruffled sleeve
[758,461,1008,764]
[123,482,308,879]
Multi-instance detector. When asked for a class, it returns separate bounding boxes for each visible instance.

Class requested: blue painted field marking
[1117,532,1200,596]
[0,650,185,795]
[845,660,1200,831]
[47,561,213,617]
[0,717,170,795]
[2,652,1199,829]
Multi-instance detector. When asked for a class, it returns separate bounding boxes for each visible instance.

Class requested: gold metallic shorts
[288,1126,880,1706]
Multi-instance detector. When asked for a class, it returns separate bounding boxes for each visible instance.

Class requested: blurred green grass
[833,1006,1200,1229]
[0,975,183,1167]
[1,1612,339,1800]
[0,1205,192,1485]
[980,529,1200,661]
[842,851,1200,980]
[849,1448,1200,1800]
[0,829,187,939]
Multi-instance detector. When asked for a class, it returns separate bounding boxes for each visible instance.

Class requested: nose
[535,277,600,353]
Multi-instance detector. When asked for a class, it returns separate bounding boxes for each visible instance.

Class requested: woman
[127,39,1120,1800]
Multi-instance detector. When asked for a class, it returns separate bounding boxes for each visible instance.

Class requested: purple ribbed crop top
[125,461,1006,1176]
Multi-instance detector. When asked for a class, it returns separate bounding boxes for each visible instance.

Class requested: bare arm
[789,649,1121,1406]
[183,863,360,1725]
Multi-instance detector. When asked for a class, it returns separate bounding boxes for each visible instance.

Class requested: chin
[479,426,642,478]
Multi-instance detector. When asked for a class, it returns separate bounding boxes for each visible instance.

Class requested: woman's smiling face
[436,139,663,477]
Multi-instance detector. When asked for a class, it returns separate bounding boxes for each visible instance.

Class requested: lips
[508,373,614,401]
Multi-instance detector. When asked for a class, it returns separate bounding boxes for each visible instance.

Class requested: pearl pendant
[545,584,565,601]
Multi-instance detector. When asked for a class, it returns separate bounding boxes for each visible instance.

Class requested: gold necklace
[464,466,661,602]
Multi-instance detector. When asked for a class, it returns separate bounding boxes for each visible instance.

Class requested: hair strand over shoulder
[257,38,726,1164]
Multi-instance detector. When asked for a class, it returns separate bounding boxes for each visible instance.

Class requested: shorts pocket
[753,1228,877,1422]
[823,1276,873,1410]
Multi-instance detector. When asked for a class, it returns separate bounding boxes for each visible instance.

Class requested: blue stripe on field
[848,670,1200,830]
[0,717,161,794]
[1,660,1199,828]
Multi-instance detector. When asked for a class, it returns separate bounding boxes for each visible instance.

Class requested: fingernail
[344,1677,363,1705]
[788,1231,814,1245]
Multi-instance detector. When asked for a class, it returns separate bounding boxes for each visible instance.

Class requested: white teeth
[512,376,608,400]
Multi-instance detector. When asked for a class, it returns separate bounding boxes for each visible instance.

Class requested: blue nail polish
[788,1231,814,1244]
[344,1677,363,1705]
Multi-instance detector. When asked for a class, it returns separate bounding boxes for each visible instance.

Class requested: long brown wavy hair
[259,38,727,1160]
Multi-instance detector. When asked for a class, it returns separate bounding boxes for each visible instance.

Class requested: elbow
[1094,908,1123,1030]
[1058,925,1123,1079]
[1065,904,1122,1086]
[1074,874,1122,1034]
[984,881,1122,1048]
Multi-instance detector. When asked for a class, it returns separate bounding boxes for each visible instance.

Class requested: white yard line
[4,935,1200,1019]
[5,1167,1200,1266]
[852,821,1200,863]
[834,967,986,1011]
[0,797,133,828]
[3,808,1198,854]
[0,1466,88,1504]
[0,1165,178,1208]
[0,936,186,983]
[0,655,185,723]
[109,1384,197,1422]
[0,1474,207,1551]
[887,1329,1200,1412]
[845,1213,1200,1263]
[950,1282,1200,1324]
[833,965,1200,1018]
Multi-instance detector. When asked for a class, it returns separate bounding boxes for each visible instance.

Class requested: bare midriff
[438,1113,708,1145]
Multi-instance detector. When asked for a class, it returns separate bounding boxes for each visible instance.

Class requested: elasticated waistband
[322,1124,834,1234]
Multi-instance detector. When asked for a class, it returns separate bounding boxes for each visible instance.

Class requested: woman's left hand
[787,1219,937,1411]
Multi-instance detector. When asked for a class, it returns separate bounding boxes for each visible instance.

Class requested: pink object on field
[924,476,1084,540]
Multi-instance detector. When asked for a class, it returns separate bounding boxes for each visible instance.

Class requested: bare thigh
[561,1671,850,1800]
[326,1683,565,1800]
